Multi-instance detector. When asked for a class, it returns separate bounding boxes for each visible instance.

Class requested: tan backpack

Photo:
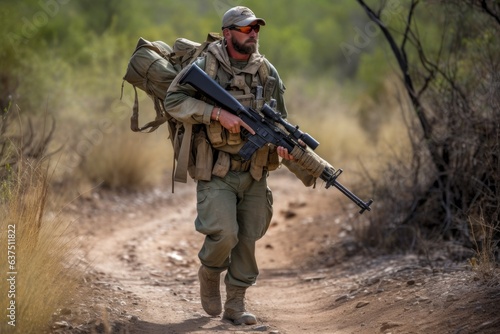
[121,33,221,188]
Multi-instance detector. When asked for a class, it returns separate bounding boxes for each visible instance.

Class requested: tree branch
[356,0,435,150]
[480,0,500,25]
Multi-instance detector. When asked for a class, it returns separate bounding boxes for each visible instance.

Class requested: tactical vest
[188,52,280,182]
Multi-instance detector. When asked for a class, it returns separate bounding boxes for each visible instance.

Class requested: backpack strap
[259,59,276,101]
[172,33,220,192]
[173,122,193,185]
[121,81,169,133]
[171,52,218,189]
[258,60,269,84]
[205,52,218,79]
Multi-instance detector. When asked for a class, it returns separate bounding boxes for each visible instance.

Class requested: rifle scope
[260,105,320,150]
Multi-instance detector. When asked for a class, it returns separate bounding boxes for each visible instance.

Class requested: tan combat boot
[198,265,222,316]
[223,284,257,325]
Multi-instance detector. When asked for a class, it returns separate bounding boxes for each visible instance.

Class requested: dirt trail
[56,170,500,334]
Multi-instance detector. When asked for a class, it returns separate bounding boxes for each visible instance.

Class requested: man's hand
[277,139,307,161]
[277,146,294,161]
[212,107,255,135]
[210,106,300,161]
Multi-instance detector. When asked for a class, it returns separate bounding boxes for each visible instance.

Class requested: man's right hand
[212,107,255,135]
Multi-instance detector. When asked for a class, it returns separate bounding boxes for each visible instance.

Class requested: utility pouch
[250,145,270,181]
[189,130,213,181]
[267,145,280,171]
[236,93,255,111]
[227,132,242,145]
[206,121,226,148]
[263,76,276,101]
[212,151,230,178]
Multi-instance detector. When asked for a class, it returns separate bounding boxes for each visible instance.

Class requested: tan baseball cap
[222,6,266,28]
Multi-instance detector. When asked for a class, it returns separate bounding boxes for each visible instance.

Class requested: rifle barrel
[321,168,373,214]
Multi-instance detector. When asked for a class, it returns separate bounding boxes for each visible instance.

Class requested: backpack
[121,33,221,189]
[121,33,272,189]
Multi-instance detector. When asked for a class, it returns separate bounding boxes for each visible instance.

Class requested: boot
[198,265,222,316]
[223,284,257,325]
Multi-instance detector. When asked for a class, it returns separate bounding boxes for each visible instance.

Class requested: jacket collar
[208,40,264,76]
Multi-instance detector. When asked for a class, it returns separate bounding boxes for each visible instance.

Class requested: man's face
[229,24,260,55]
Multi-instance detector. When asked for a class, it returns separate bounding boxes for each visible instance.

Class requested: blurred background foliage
[0,0,420,114]
[0,0,427,178]
[0,0,496,196]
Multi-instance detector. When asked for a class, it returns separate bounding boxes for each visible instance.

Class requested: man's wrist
[213,106,222,121]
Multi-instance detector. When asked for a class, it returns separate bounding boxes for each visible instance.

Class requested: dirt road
[55,170,500,334]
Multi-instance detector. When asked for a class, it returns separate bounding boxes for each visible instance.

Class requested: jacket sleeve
[163,59,213,125]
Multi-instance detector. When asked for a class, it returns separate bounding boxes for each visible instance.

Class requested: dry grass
[78,124,170,191]
[285,75,411,186]
[0,159,80,333]
[469,211,500,283]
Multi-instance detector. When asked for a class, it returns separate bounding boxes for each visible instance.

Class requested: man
[164,6,313,325]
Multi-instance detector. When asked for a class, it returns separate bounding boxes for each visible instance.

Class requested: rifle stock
[178,63,373,214]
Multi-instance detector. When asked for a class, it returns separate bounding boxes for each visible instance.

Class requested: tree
[356,0,500,255]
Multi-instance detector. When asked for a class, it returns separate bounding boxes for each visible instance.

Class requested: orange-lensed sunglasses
[228,25,260,34]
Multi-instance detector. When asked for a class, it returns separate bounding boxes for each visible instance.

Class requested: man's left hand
[277,146,294,161]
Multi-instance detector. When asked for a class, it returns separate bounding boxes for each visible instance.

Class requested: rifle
[178,63,373,214]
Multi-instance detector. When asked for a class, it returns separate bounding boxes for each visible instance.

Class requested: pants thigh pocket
[263,187,273,236]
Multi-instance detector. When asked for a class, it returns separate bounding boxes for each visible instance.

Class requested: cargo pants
[195,170,273,287]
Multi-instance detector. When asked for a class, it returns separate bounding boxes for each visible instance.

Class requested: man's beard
[232,36,258,55]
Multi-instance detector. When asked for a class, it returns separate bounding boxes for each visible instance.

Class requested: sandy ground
[52,169,500,334]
